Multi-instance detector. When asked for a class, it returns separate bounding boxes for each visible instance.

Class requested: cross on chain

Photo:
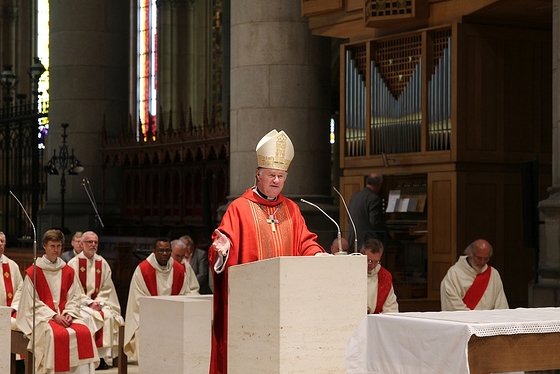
[267,214,279,233]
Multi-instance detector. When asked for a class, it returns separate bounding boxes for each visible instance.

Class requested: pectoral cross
[267,215,279,233]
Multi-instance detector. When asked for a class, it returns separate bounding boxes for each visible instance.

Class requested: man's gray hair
[80,231,96,242]
[179,235,193,246]
[171,239,187,249]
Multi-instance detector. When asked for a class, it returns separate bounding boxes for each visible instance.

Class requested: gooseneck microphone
[9,190,37,372]
[82,177,105,228]
[333,186,358,254]
[300,198,347,256]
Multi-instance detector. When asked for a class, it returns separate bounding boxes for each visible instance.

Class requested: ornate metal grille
[0,102,48,242]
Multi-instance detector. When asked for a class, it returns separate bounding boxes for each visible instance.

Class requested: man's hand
[52,313,72,327]
[212,229,230,256]
[89,301,102,311]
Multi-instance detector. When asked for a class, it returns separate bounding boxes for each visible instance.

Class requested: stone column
[39,1,129,236]
[158,0,190,127]
[530,0,560,307]
[228,0,335,248]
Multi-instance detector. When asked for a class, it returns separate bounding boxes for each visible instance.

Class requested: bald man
[330,237,349,254]
[440,239,509,311]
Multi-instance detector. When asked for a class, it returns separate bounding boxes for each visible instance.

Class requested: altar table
[346,307,560,374]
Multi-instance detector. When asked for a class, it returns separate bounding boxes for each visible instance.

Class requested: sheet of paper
[398,198,410,212]
[386,190,401,213]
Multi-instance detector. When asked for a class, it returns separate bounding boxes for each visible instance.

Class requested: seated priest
[361,239,399,314]
[67,231,124,370]
[0,231,23,330]
[16,229,99,374]
[440,239,509,311]
[123,237,200,362]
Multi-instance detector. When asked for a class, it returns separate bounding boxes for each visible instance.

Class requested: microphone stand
[300,198,347,256]
[333,187,358,253]
[81,177,105,228]
[10,191,37,374]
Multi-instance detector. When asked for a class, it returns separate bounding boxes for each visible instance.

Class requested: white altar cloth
[346,307,560,374]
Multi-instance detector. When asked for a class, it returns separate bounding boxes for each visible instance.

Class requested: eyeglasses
[471,254,490,262]
[367,260,381,265]
[83,240,98,245]
[156,248,172,254]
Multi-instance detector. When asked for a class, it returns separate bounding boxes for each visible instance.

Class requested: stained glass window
[37,0,50,149]
[138,0,158,141]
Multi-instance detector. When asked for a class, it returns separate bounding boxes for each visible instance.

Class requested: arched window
[138,0,157,139]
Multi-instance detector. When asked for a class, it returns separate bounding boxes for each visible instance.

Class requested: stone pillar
[530,0,560,307]
[228,0,335,248]
[39,1,129,236]
[158,0,190,127]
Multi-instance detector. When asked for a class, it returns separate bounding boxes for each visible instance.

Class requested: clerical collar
[254,187,277,202]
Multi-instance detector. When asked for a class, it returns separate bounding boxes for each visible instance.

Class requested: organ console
[382,174,428,300]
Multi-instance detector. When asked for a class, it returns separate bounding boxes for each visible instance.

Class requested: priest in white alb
[67,231,124,370]
[0,231,23,330]
[440,239,509,311]
[361,238,398,314]
[17,229,99,374]
[123,237,199,361]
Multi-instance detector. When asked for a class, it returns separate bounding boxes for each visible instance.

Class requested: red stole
[77,258,102,300]
[2,262,14,307]
[78,257,105,347]
[374,267,392,314]
[139,260,185,296]
[463,266,492,310]
[26,265,95,372]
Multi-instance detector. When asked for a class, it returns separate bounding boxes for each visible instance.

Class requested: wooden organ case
[338,23,552,311]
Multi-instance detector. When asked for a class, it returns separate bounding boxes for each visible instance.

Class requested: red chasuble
[138,259,185,296]
[462,266,492,310]
[209,189,324,374]
[25,265,95,372]
[374,267,393,314]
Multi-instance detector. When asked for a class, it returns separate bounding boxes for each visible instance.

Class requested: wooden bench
[11,326,128,374]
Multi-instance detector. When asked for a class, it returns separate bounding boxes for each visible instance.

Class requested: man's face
[256,168,287,199]
[0,234,5,257]
[182,238,194,254]
[72,236,83,254]
[154,241,172,266]
[171,244,186,263]
[468,246,491,273]
[43,240,62,262]
[81,233,99,259]
[363,250,382,273]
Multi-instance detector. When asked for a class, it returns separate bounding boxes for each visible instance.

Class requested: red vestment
[138,259,185,296]
[462,266,492,310]
[209,189,324,374]
[25,265,95,372]
[374,267,393,314]
[2,262,14,307]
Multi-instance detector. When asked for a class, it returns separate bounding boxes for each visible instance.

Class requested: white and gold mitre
[255,129,294,171]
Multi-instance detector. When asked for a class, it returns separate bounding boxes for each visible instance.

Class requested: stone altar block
[0,306,10,373]
[139,295,213,374]
[228,256,367,374]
